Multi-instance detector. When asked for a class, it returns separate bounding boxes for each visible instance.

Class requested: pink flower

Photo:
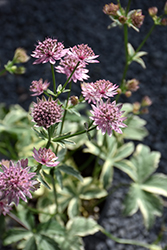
[81,79,118,104]
[56,55,89,83]
[31,96,63,129]
[33,147,59,167]
[0,195,13,216]
[30,78,50,96]
[0,160,39,206]
[68,44,99,64]
[90,100,127,136]
[31,38,68,64]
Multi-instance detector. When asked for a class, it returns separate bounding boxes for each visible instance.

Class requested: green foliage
[123,144,167,229]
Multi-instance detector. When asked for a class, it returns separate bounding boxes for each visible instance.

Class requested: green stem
[8,212,29,230]
[135,24,156,53]
[100,227,156,249]
[51,64,56,94]
[54,125,97,142]
[125,0,132,15]
[61,62,80,93]
[50,168,58,214]
[45,127,52,149]
[0,68,7,76]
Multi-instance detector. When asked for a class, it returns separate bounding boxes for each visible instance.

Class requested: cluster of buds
[133,96,152,114]
[103,2,144,31]
[148,2,167,26]
[4,48,30,75]
[125,78,140,97]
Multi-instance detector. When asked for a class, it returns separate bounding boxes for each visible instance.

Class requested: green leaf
[55,169,63,189]
[131,144,161,183]
[37,219,65,236]
[123,183,162,229]
[100,159,114,189]
[114,159,137,181]
[38,234,61,250]
[66,216,100,237]
[24,236,38,250]
[58,164,83,182]
[37,172,51,189]
[141,173,167,196]
[3,228,32,245]
[68,197,80,218]
[113,142,134,162]
[123,115,148,141]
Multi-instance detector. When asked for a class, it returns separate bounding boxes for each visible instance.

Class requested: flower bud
[161,18,167,26]
[70,95,79,106]
[126,78,140,91]
[141,96,152,107]
[118,16,127,24]
[13,48,30,63]
[103,3,119,16]
[164,2,167,14]
[148,7,158,17]
[117,88,122,95]
[14,66,26,74]
[125,91,132,97]
[131,10,144,28]
[141,107,149,114]
[133,102,141,114]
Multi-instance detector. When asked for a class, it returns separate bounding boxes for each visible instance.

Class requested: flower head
[90,100,127,137]
[13,48,30,63]
[31,96,63,129]
[31,38,68,64]
[103,3,119,16]
[81,79,118,104]
[130,10,144,28]
[30,78,50,96]
[0,193,13,216]
[33,148,59,167]
[0,160,38,206]
[69,44,99,64]
[56,55,89,83]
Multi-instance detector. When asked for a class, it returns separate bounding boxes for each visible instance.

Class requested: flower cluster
[33,147,59,167]
[90,100,127,137]
[81,79,118,104]
[0,160,39,207]
[31,96,63,129]
[30,78,50,96]
[56,44,99,82]
[31,38,68,64]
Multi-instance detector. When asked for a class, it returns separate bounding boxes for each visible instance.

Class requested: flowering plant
[0,1,167,250]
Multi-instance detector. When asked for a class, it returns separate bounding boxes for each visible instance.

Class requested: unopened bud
[13,48,30,63]
[118,16,127,24]
[131,10,144,28]
[103,3,119,16]
[117,88,122,95]
[148,7,158,17]
[161,18,167,26]
[164,2,167,14]
[70,95,79,106]
[126,78,140,91]
[14,66,26,74]
[141,107,149,114]
[125,91,132,97]
[141,96,152,107]
[133,102,141,114]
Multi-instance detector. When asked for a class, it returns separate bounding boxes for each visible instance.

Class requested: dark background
[0,0,167,249]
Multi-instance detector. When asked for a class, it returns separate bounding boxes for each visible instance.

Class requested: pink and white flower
[30,78,50,96]
[81,79,118,104]
[31,96,63,129]
[33,147,59,167]
[68,44,99,64]
[56,55,89,83]
[90,100,127,136]
[31,38,68,64]
[0,160,39,206]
